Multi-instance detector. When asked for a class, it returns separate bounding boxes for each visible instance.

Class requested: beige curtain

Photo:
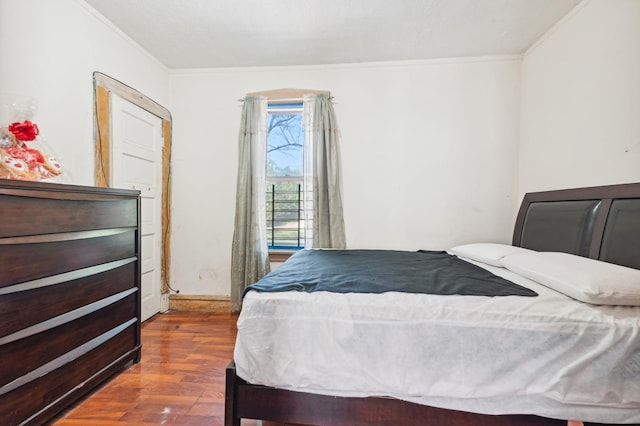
[303,94,346,248]
[230,96,270,312]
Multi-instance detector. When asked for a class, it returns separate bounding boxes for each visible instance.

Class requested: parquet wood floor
[51,311,259,426]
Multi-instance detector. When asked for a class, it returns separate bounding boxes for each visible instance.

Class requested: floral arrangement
[0,95,64,181]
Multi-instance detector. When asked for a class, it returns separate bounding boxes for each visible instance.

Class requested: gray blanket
[245,249,537,297]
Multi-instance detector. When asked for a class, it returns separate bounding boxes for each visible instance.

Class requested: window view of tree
[266,108,306,249]
[267,113,303,176]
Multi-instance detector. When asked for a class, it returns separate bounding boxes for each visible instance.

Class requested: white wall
[0,0,169,185]
[169,58,522,296]
[10,0,634,299]
[519,0,640,195]
[2,0,524,300]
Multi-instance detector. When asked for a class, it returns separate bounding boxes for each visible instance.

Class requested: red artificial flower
[8,120,40,141]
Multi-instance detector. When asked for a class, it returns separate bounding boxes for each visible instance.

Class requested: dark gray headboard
[512,182,640,270]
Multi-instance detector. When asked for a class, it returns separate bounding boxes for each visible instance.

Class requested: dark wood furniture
[513,182,640,270]
[225,182,640,426]
[0,180,141,426]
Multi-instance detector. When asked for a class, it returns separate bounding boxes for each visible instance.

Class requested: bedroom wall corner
[0,0,170,186]
[518,0,640,197]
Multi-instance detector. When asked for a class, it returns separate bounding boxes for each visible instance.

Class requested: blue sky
[267,112,303,175]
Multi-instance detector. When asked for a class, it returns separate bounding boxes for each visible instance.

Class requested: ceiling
[84,0,583,69]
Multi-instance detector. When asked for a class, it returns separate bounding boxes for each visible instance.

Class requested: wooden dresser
[0,180,141,425]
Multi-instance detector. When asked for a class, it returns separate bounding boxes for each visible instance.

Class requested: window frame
[266,101,305,257]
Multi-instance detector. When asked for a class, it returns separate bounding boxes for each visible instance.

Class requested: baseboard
[168,294,230,313]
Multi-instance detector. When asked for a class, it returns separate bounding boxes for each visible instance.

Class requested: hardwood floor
[51,311,259,426]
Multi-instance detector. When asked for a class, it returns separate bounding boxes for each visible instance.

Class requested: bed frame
[225,182,640,426]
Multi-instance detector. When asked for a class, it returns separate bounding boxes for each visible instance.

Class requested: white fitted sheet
[234,259,640,423]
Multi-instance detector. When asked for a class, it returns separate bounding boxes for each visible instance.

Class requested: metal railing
[266,182,305,249]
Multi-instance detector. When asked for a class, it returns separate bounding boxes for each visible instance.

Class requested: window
[232,91,344,310]
[266,102,306,250]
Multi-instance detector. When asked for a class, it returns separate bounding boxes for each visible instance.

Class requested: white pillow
[501,251,640,306]
[449,243,534,267]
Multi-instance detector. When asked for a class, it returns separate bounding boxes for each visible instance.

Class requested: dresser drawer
[0,294,137,388]
[0,261,137,337]
[0,322,138,425]
[0,229,136,288]
[0,195,137,238]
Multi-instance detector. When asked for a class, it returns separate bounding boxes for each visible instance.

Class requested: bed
[225,182,640,426]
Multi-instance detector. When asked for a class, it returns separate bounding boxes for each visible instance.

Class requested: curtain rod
[245,88,330,100]
[238,96,335,103]
[265,98,305,103]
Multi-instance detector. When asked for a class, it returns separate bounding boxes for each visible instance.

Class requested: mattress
[234,258,640,423]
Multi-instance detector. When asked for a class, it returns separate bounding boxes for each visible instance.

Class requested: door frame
[93,71,172,297]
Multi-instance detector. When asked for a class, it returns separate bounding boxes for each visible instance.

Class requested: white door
[110,94,163,322]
